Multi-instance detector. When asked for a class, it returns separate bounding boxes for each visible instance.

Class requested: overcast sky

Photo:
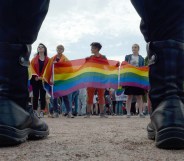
[31,0,146,61]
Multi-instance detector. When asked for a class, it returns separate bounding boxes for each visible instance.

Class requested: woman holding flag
[124,44,145,118]
[30,43,49,117]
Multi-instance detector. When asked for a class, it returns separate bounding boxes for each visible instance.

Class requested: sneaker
[139,113,145,118]
[127,114,131,118]
[39,111,44,118]
[53,112,59,118]
[100,114,108,118]
[67,113,74,118]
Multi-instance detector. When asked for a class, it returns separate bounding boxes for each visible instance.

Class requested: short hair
[57,44,65,50]
[90,42,102,51]
[132,44,140,50]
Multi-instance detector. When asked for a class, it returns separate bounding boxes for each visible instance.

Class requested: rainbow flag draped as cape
[43,57,119,98]
[120,62,149,90]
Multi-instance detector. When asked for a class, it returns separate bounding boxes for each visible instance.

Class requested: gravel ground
[0,116,184,161]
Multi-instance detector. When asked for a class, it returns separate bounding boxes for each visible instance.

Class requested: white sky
[31,0,146,62]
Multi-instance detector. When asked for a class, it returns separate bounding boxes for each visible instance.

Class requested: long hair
[37,43,47,56]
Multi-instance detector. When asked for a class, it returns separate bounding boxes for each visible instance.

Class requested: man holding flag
[85,42,109,118]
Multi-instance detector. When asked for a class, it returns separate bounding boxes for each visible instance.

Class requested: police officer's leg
[131,0,184,149]
[0,0,50,146]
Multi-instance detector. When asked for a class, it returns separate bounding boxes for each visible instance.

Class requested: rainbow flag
[43,57,119,98]
[28,67,32,92]
[120,62,149,90]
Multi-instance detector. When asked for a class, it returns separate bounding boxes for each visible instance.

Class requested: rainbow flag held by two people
[43,57,119,98]
[42,58,149,98]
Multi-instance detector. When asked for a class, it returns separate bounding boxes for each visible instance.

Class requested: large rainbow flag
[43,57,119,98]
[120,61,149,90]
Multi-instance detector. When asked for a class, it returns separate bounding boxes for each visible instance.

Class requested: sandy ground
[0,116,184,161]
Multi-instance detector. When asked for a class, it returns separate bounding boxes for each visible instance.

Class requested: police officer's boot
[0,43,49,146]
[147,40,184,149]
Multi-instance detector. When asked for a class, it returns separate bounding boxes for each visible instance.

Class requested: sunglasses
[38,46,44,49]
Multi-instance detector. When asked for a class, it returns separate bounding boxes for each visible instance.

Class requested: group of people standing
[29,42,148,119]
[1,0,183,149]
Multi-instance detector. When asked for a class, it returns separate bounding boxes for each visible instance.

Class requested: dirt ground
[0,116,184,161]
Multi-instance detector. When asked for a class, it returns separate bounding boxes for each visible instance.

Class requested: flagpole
[118,62,121,89]
[51,63,54,99]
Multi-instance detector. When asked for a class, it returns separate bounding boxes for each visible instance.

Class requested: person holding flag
[44,44,74,118]
[85,42,109,118]
[124,44,145,118]
[30,43,50,117]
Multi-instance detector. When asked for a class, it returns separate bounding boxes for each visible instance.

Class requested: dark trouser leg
[0,0,50,43]
[131,0,184,42]
[73,92,79,115]
[53,98,58,113]
[146,41,184,149]
[63,95,72,113]
[131,0,184,149]
[113,101,116,114]
[32,81,39,110]
[39,81,46,110]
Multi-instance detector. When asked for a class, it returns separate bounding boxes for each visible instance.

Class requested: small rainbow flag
[120,61,149,90]
[43,57,119,97]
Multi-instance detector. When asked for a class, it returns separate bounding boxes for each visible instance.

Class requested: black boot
[0,43,49,146]
[147,40,184,149]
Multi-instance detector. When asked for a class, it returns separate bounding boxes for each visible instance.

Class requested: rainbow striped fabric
[43,57,119,97]
[43,58,149,97]
[120,62,149,90]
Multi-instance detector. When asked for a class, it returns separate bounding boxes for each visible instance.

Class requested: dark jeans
[72,91,79,114]
[32,80,46,110]
[112,101,116,113]
[53,95,72,114]
[131,0,184,42]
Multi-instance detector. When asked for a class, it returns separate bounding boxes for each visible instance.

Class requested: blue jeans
[115,101,123,115]
[72,91,79,114]
[53,94,72,114]
[78,95,87,115]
